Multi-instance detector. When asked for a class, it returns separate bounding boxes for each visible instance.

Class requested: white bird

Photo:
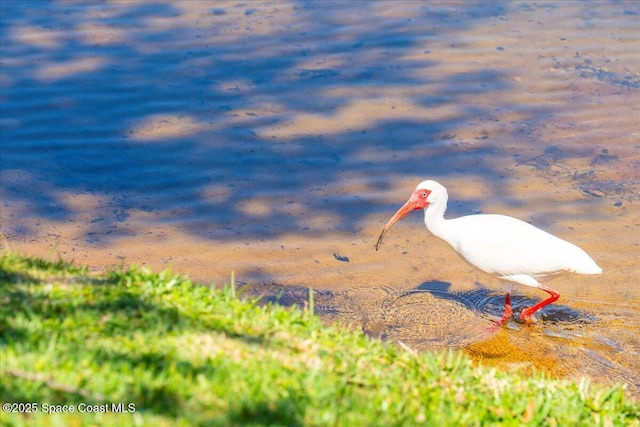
[375,180,602,325]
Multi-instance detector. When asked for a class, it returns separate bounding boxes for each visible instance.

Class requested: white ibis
[375,180,602,325]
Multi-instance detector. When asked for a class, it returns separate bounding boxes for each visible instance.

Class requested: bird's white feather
[416,180,602,287]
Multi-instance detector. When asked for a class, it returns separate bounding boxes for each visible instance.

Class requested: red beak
[375,197,421,251]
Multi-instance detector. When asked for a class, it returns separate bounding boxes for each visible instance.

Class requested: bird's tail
[572,255,602,275]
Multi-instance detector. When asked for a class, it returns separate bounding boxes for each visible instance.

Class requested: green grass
[1,251,638,426]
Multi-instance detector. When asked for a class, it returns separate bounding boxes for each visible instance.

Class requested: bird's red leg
[520,284,560,323]
[489,293,513,331]
[501,293,513,323]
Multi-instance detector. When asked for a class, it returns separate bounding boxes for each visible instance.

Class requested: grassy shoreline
[1,251,638,426]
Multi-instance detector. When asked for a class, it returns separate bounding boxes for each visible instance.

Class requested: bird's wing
[446,214,580,279]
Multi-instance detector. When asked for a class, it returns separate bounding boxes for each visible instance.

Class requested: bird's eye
[421,192,427,198]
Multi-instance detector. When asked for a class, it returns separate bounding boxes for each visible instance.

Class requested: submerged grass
[1,251,638,426]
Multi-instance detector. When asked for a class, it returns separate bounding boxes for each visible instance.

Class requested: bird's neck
[423,198,449,239]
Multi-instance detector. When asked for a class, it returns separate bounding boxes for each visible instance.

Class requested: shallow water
[1,1,639,398]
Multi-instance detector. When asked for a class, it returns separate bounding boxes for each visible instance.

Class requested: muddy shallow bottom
[238,270,639,399]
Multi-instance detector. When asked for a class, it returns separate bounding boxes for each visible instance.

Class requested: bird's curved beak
[375,196,421,251]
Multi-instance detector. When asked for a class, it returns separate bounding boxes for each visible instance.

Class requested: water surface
[1,1,639,398]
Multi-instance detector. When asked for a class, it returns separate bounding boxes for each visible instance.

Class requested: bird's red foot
[519,311,536,324]
[519,285,559,325]
[488,319,507,332]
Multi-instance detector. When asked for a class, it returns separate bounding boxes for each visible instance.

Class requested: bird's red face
[375,188,431,250]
